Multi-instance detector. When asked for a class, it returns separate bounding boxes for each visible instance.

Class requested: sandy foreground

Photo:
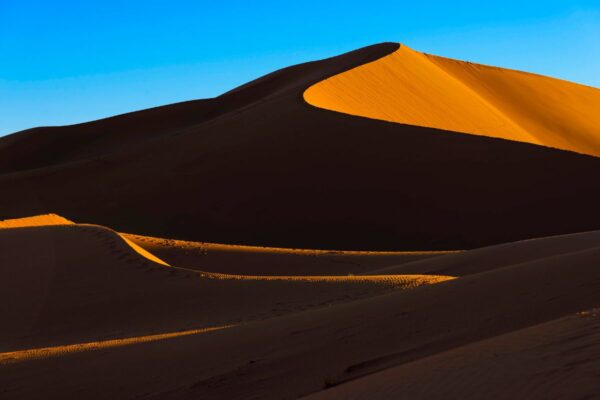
[1,215,599,399]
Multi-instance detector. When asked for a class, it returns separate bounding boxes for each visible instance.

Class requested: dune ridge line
[304,43,600,157]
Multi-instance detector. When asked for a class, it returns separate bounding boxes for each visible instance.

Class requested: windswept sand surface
[304,310,600,400]
[305,44,600,156]
[1,216,600,398]
[1,43,600,250]
[0,220,447,353]
[124,233,454,275]
[1,41,600,399]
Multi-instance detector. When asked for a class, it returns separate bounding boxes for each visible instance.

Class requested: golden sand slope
[0,213,73,228]
[0,325,231,365]
[304,44,600,157]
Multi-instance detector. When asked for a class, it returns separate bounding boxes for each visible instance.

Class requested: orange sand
[2,40,600,399]
[124,233,456,275]
[0,215,450,354]
[304,44,600,157]
[0,213,73,228]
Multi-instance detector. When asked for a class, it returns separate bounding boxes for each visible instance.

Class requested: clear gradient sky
[1,1,599,135]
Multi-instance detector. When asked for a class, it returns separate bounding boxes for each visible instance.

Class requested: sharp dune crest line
[123,232,457,256]
[123,233,458,275]
[0,214,170,266]
[190,271,454,285]
[3,41,600,399]
[120,235,170,266]
[0,213,74,228]
[304,44,600,157]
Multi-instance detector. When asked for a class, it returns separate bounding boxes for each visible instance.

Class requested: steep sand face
[2,43,600,250]
[304,44,600,157]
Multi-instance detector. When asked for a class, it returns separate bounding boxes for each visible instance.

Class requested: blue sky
[1,1,599,135]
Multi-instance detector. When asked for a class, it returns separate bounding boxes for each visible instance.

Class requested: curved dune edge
[304,44,600,157]
[0,214,170,267]
[0,214,455,282]
[123,232,457,257]
[124,232,459,275]
[0,213,74,228]
[0,325,232,365]
[0,214,458,269]
[188,271,454,285]
[0,215,456,359]
[3,230,599,399]
[119,235,170,266]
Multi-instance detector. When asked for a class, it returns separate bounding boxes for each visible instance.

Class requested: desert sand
[305,44,600,157]
[1,43,600,250]
[1,215,599,399]
[0,217,449,354]
[1,42,600,399]
[123,233,454,275]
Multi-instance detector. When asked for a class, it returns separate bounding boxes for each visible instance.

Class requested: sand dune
[125,233,454,275]
[369,229,600,277]
[1,227,599,399]
[304,310,600,400]
[0,213,73,228]
[305,44,600,157]
[2,42,600,399]
[0,219,448,353]
[1,43,600,250]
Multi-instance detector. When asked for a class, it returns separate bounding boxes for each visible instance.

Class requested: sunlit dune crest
[124,232,458,275]
[0,216,453,361]
[2,214,600,398]
[1,41,600,400]
[0,213,73,228]
[304,44,600,157]
[124,232,456,256]
[0,325,232,365]
[0,214,170,266]
[192,271,454,286]
[120,235,170,266]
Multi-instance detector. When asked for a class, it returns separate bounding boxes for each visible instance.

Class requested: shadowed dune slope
[1,229,599,399]
[303,310,600,400]
[304,44,600,157]
[370,229,600,277]
[0,222,447,352]
[2,43,600,250]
